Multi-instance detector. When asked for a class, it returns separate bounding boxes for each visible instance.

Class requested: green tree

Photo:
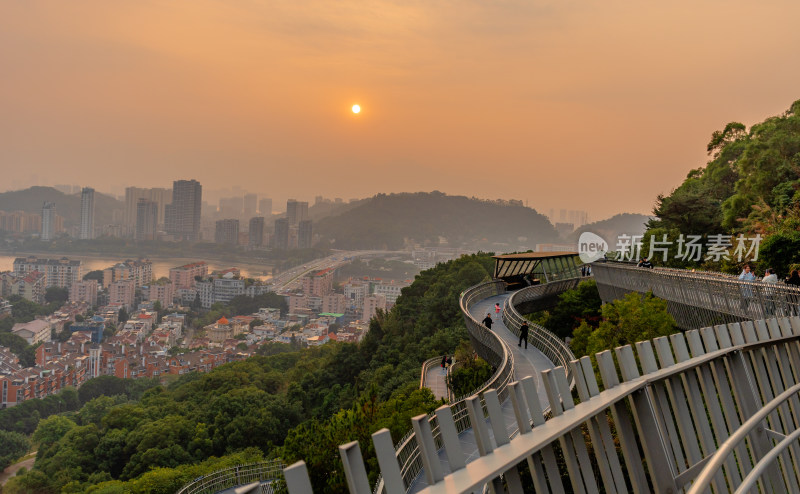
[45,286,69,305]
[0,430,31,470]
[571,291,678,358]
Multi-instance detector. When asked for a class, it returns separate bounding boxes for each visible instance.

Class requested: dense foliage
[645,99,800,275]
[570,291,678,359]
[315,191,559,250]
[530,279,602,339]
[4,253,496,493]
[0,430,30,471]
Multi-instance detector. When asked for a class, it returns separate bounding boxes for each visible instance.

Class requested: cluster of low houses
[0,301,369,408]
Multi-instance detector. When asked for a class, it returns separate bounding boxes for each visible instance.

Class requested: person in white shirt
[762,268,778,283]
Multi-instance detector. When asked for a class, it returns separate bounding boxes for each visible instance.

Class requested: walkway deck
[423,365,449,401]
[408,292,556,493]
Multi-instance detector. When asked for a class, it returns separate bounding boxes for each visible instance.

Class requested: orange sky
[2,1,800,220]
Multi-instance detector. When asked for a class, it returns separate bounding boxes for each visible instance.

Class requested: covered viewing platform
[493,251,583,288]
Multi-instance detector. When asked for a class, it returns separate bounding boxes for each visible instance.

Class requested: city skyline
[3,1,800,220]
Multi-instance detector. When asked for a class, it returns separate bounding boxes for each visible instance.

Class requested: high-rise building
[79,187,95,240]
[249,217,265,247]
[41,202,56,240]
[298,219,313,249]
[215,219,240,245]
[124,187,172,233]
[243,194,258,217]
[286,199,309,226]
[135,199,158,241]
[274,218,289,250]
[258,198,272,216]
[165,179,202,241]
[219,197,244,218]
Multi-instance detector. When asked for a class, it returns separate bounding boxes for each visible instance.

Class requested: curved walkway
[408,292,556,493]
[423,365,449,401]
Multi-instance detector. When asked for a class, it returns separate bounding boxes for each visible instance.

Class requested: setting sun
[351,104,361,114]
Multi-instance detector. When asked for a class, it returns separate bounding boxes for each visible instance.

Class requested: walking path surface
[424,364,449,401]
[409,292,556,493]
[0,453,36,486]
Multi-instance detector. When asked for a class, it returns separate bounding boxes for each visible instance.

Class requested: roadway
[267,250,406,292]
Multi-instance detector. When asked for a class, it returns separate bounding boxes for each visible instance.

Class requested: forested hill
[571,213,651,244]
[0,186,123,227]
[645,98,800,274]
[2,253,496,494]
[314,191,559,250]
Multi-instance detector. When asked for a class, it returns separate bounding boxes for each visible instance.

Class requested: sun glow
[351,104,361,114]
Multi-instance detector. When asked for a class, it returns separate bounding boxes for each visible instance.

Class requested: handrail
[372,280,514,494]
[175,459,284,494]
[593,262,800,329]
[688,381,800,493]
[504,278,582,389]
[374,277,581,493]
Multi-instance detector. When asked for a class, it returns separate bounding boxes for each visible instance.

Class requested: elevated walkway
[593,262,800,329]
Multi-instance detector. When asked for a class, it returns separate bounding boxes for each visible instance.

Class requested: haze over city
[3,1,800,219]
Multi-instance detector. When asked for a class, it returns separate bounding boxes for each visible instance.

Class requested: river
[0,254,273,281]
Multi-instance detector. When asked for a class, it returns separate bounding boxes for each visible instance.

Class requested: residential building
[197,272,245,309]
[41,201,56,240]
[258,197,272,215]
[298,219,313,249]
[374,281,409,306]
[322,293,346,314]
[215,219,239,245]
[14,256,82,288]
[124,187,172,234]
[79,187,95,239]
[5,271,46,304]
[103,259,153,288]
[249,217,265,247]
[148,280,174,308]
[165,179,202,241]
[343,280,369,310]
[169,261,208,289]
[69,316,105,343]
[108,280,136,310]
[70,280,99,306]
[0,297,11,318]
[273,218,289,249]
[286,199,309,225]
[362,294,387,322]
[135,198,158,240]
[302,268,334,297]
[0,211,41,233]
[12,319,52,345]
[243,194,258,217]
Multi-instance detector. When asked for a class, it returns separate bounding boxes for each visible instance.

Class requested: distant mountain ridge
[570,213,652,244]
[0,186,123,227]
[314,191,560,250]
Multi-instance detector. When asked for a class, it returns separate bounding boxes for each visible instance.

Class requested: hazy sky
[2,1,799,220]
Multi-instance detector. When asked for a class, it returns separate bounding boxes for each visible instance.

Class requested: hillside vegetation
[645,99,800,274]
[3,253,496,494]
[0,186,123,227]
[314,191,559,250]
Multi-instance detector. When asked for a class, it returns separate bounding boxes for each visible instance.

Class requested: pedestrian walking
[482,313,493,329]
[494,302,501,314]
[518,322,529,349]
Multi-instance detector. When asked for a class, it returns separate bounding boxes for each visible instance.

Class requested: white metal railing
[175,460,284,494]
[285,316,800,494]
[593,262,800,329]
